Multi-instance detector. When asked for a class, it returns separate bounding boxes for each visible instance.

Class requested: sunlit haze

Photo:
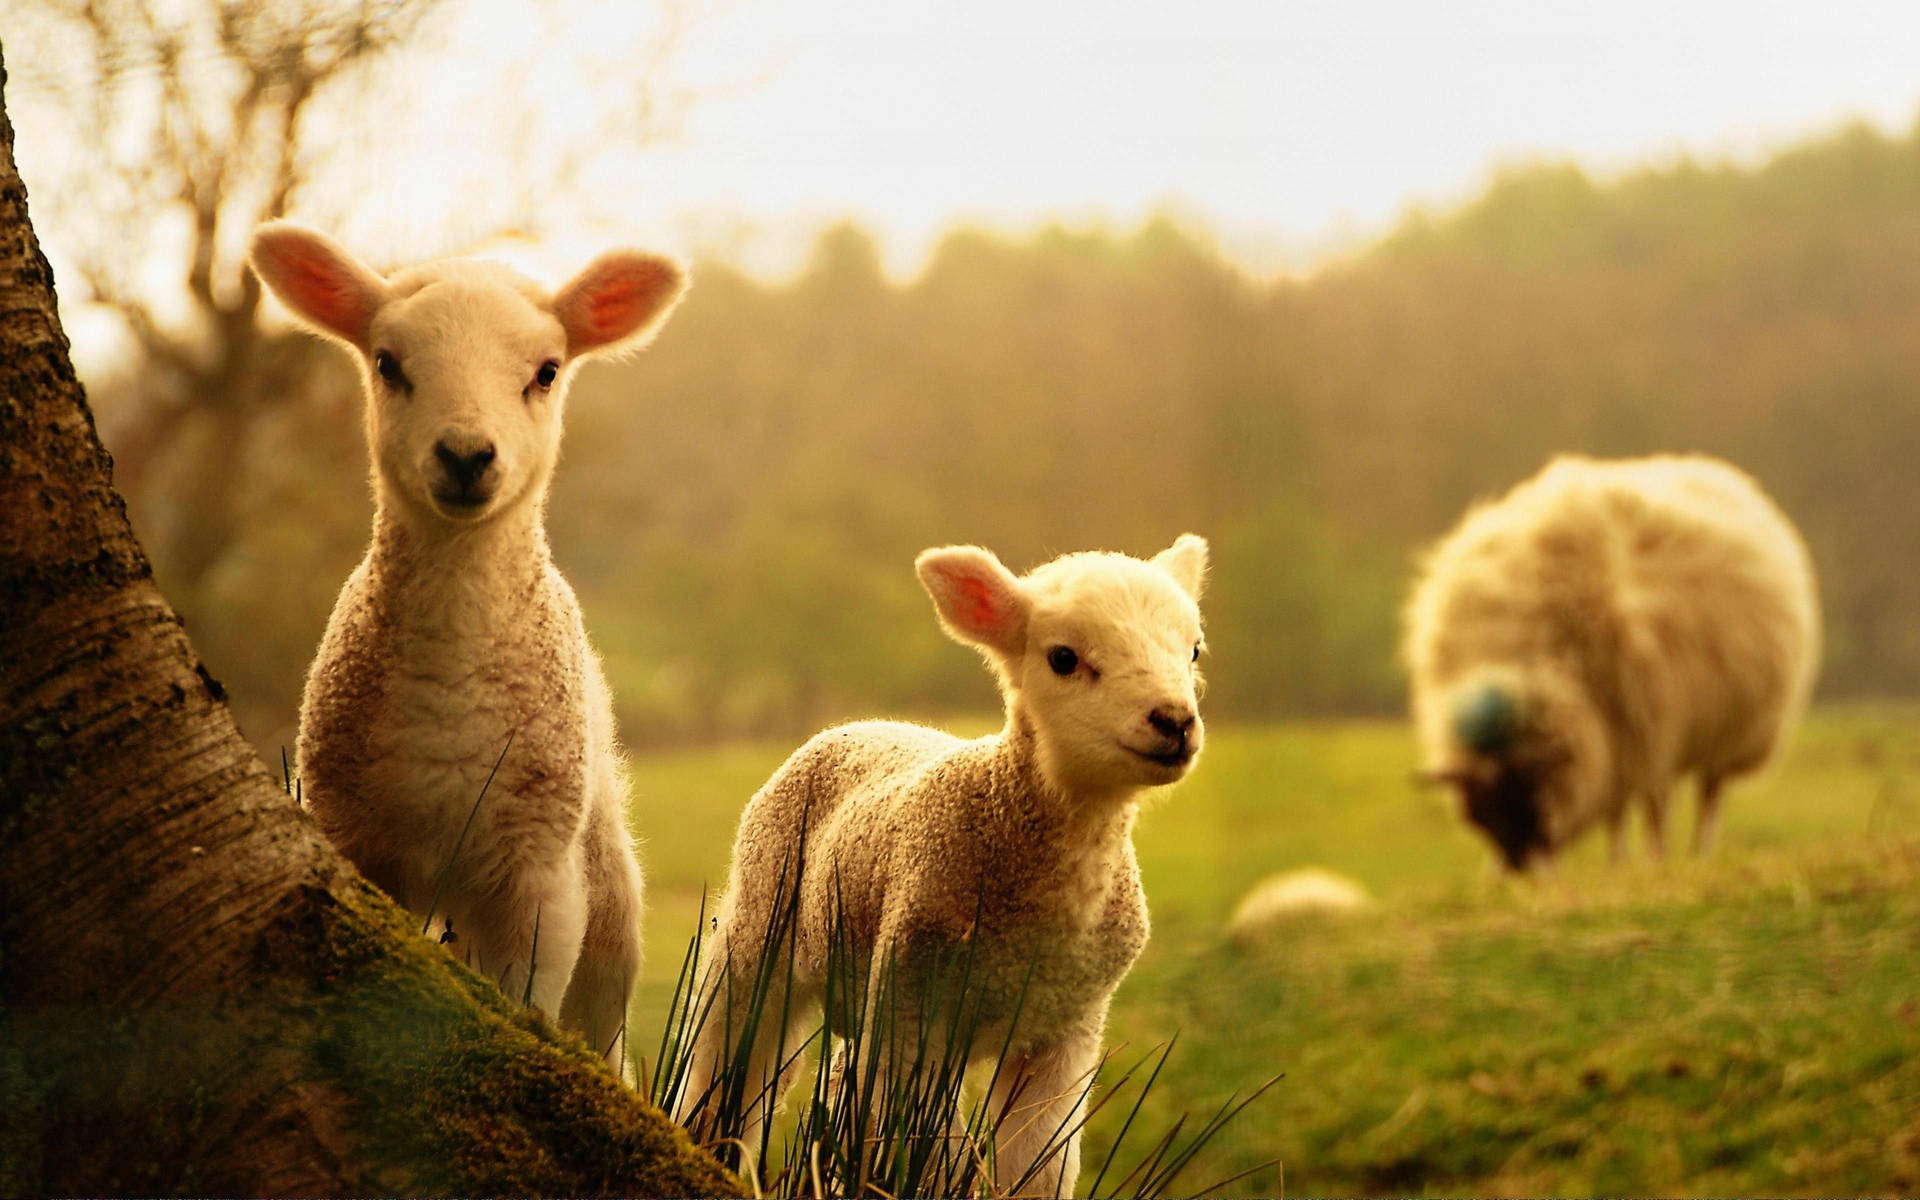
[13,0,1920,287]
[597,0,1920,277]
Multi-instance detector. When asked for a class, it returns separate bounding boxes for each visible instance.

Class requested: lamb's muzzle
[431,433,498,510]
[1140,703,1198,766]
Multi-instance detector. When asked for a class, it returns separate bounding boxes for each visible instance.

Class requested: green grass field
[622,705,1920,1197]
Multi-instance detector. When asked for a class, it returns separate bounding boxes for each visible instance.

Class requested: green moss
[304,879,741,1196]
[0,1036,44,1196]
[1,875,739,1196]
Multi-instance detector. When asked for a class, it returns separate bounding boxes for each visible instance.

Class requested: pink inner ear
[958,576,1003,631]
[267,241,371,340]
[564,259,679,351]
[582,288,636,342]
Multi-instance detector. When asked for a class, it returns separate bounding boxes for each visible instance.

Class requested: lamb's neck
[364,502,554,636]
[985,710,1141,856]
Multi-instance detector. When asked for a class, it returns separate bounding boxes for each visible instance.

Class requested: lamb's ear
[1152,533,1209,600]
[916,546,1029,658]
[249,222,388,349]
[553,250,687,358]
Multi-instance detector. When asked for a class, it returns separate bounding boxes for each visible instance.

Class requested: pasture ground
[623,704,1920,1196]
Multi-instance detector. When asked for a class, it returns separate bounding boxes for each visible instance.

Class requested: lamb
[1402,453,1819,871]
[680,536,1210,1198]
[248,223,686,1064]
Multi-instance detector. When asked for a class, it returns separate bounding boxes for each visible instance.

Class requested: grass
[643,784,1275,1197]
[623,703,1920,1196]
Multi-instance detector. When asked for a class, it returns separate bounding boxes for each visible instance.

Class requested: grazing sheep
[249,223,685,1063]
[1403,454,1819,871]
[682,536,1210,1197]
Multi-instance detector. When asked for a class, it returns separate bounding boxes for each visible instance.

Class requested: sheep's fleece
[1404,453,1818,869]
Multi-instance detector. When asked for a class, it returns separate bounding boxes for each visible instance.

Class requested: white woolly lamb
[1403,453,1820,871]
[249,223,686,1063]
[681,536,1210,1198]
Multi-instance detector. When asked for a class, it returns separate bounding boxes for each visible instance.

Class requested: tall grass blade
[651,831,1276,1198]
[1087,1038,1178,1198]
[1134,1072,1286,1199]
[421,729,515,935]
[521,903,542,1007]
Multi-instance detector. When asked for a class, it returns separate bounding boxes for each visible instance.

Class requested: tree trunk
[0,55,737,1199]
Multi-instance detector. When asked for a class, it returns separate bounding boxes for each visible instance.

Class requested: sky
[14,0,1920,290]
[575,0,1920,277]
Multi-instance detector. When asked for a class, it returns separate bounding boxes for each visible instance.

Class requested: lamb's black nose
[1148,706,1195,745]
[434,439,496,487]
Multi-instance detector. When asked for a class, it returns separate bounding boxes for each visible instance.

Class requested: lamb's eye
[533,360,559,390]
[374,351,402,384]
[1192,643,1202,663]
[1047,646,1079,676]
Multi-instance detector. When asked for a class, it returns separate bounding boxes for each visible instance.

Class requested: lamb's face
[1015,555,1207,796]
[364,266,571,525]
[917,536,1210,802]
[247,223,686,527]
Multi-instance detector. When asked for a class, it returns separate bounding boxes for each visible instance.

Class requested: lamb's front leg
[990,1029,1102,1199]
[560,789,645,1066]
[458,874,588,1020]
[823,953,975,1183]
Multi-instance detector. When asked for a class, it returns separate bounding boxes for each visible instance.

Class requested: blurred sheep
[1228,867,1373,937]
[1403,454,1819,871]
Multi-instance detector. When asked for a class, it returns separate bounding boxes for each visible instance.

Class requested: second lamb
[682,535,1210,1198]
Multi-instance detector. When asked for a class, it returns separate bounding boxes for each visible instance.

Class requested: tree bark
[0,54,737,1199]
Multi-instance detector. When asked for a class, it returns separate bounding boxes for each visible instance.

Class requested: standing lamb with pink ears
[249,224,686,1065]
[683,535,1210,1198]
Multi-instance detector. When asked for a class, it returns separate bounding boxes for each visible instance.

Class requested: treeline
[124,116,1920,750]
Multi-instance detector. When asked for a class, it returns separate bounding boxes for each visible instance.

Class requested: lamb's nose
[434,439,496,487]
[1148,706,1195,744]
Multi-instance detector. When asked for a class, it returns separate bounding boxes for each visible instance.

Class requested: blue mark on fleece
[1453,681,1520,754]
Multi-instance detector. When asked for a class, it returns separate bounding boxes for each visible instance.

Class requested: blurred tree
[6,0,454,588]
[556,124,1920,741]
[18,46,1919,753]
[2,0,725,745]
[0,58,737,1197]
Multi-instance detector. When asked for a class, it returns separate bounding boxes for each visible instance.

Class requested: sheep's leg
[674,957,734,1127]
[678,933,820,1158]
[1606,808,1629,865]
[560,789,645,1068]
[1641,787,1670,862]
[823,956,972,1186]
[461,874,588,1021]
[718,1008,816,1170]
[1692,776,1724,857]
[989,1030,1101,1198]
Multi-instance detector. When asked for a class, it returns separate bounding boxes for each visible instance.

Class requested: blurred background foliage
[84,116,1920,753]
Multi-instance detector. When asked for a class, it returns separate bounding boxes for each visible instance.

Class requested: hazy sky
[594,0,1920,276]
[17,0,1920,285]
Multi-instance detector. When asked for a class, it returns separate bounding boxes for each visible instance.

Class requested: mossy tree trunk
[0,55,737,1199]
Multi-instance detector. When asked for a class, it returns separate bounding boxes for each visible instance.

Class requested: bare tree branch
[1,0,748,609]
